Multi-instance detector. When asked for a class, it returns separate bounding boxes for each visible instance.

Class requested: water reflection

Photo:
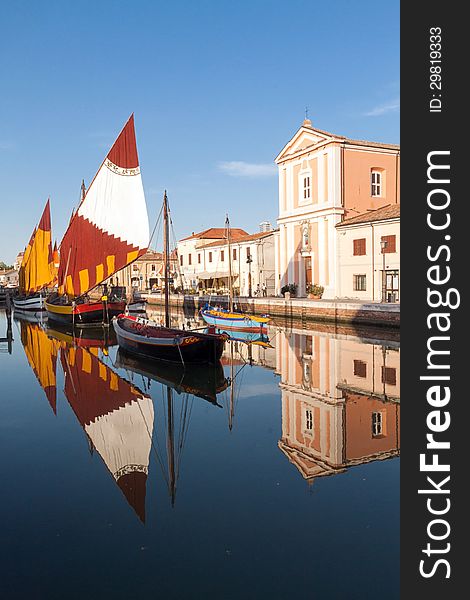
[19,320,59,414]
[60,343,154,522]
[116,350,229,405]
[276,327,400,483]
[13,311,400,513]
[0,309,13,354]
[1,307,401,597]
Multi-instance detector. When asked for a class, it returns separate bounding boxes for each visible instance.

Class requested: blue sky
[0,0,399,264]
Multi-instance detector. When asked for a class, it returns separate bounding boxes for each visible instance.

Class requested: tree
[0,261,14,270]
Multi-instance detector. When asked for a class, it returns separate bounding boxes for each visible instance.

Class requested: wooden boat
[200,306,269,332]
[13,199,56,311]
[200,215,270,332]
[113,313,227,364]
[112,286,147,313]
[113,192,228,364]
[46,290,127,326]
[46,115,149,326]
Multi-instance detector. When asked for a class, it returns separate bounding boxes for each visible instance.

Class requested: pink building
[275,119,400,298]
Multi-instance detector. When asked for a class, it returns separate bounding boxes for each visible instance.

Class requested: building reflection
[16,312,399,502]
[275,327,400,483]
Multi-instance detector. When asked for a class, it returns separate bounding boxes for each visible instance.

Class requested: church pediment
[276,123,338,163]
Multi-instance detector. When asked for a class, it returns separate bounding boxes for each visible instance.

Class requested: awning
[197,271,232,280]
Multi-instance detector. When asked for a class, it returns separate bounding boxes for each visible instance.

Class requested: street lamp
[246,254,253,298]
[380,239,388,303]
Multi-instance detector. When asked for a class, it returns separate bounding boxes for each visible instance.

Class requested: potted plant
[281,283,298,299]
[307,283,324,299]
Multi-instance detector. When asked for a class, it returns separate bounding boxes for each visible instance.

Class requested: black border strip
[401,2,465,596]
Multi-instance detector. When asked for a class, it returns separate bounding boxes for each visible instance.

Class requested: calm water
[0,308,399,600]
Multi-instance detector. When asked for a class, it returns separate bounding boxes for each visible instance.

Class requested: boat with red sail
[46,114,150,326]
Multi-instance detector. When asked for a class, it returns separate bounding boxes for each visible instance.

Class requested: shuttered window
[381,366,397,386]
[381,235,396,253]
[353,238,366,256]
[354,360,367,378]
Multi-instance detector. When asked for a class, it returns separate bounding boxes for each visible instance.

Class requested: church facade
[274,119,400,299]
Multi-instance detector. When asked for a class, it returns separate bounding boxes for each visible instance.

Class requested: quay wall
[144,294,400,328]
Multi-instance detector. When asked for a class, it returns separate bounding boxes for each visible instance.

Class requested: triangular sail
[58,115,150,297]
[51,241,60,282]
[18,228,36,294]
[20,321,59,414]
[60,345,154,522]
[19,199,55,294]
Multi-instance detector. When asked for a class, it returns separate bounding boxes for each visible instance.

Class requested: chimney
[259,221,272,233]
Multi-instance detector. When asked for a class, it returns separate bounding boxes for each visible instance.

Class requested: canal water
[0,308,399,600]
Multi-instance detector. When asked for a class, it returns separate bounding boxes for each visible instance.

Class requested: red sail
[58,115,149,296]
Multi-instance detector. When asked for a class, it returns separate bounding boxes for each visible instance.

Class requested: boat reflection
[45,321,117,349]
[60,343,154,522]
[0,310,13,355]
[115,349,229,406]
[15,314,400,513]
[215,327,272,348]
[275,327,400,484]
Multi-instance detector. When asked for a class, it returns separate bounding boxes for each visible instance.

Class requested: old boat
[113,192,228,364]
[45,115,149,326]
[13,199,56,311]
[200,216,269,332]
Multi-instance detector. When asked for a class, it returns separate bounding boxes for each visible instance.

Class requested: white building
[177,228,278,296]
[177,227,248,292]
[336,204,400,302]
[0,269,19,287]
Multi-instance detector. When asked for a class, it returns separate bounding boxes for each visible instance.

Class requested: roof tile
[336,204,400,227]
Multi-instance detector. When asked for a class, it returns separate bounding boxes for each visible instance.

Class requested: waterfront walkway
[144,294,400,328]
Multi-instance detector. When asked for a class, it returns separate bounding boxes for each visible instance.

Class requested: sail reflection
[276,327,400,483]
[16,315,400,515]
[60,344,154,523]
[19,319,59,414]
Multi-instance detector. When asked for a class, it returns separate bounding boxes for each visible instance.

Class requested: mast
[163,191,170,328]
[226,215,233,312]
[229,341,234,431]
[166,386,176,506]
